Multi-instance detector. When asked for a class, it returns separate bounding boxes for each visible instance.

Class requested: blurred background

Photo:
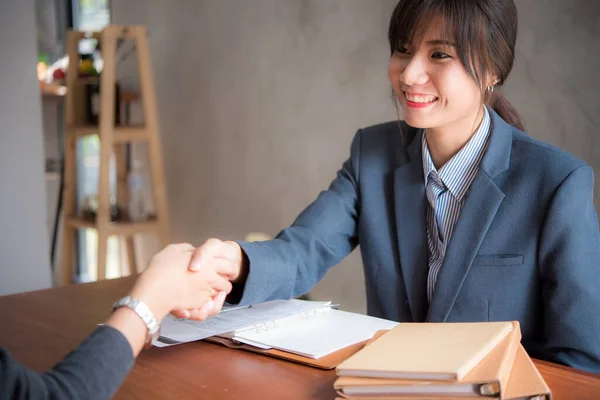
[1,0,598,313]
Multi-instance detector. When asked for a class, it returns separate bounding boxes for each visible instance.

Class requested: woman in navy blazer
[181,0,600,372]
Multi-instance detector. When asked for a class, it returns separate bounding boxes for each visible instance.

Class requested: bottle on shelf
[127,160,150,222]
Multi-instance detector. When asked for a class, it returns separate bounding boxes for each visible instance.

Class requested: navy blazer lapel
[427,109,514,322]
[394,128,429,322]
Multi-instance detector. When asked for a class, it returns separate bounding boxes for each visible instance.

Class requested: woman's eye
[431,51,451,59]
[396,46,411,55]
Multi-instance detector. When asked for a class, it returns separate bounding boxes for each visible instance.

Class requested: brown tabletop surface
[1,277,599,399]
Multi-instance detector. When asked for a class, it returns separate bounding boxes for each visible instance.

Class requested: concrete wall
[506,0,600,209]
[0,0,52,295]
[111,0,600,313]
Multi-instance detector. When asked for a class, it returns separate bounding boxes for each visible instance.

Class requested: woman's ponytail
[487,90,524,131]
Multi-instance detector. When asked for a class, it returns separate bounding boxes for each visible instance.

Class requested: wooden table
[1,277,599,399]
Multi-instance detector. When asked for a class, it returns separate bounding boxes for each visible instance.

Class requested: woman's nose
[399,57,429,86]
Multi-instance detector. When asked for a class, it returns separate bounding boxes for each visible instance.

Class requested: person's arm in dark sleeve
[1,325,134,400]
[2,242,231,398]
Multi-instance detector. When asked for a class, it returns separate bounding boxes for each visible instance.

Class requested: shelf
[68,125,148,143]
[45,80,139,104]
[66,216,159,235]
[74,77,100,85]
[52,77,100,86]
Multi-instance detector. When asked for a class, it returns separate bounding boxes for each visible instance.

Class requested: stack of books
[334,321,551,400]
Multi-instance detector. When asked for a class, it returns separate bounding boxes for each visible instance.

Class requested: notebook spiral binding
[251,320,279,333]
[249,306,332,334]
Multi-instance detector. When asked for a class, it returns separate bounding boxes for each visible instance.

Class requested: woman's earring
[487,79,501,93]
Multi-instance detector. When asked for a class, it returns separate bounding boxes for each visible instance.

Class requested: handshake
[128,239,249,324]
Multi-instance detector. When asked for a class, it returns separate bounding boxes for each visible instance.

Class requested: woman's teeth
[404,92,438,103]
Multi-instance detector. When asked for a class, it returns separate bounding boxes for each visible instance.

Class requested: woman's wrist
[128,285,171,322]
[107,290,168,356]
[105,307,148,357]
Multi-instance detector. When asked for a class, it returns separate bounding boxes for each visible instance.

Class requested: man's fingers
[201,291,226,319]
[189,254,236,281]
[212,291,227,315]
[186,303,212,321]
[221,241,243,264]
[176,291,228,322]
[187,308,205,320]
[209,275,233,294]
[208,258,236,279]
[189,239,224,271]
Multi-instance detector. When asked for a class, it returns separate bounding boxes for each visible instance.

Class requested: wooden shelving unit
[60,25,170,285]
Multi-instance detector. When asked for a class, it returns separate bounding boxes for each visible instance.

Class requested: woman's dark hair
[388,0,524,131]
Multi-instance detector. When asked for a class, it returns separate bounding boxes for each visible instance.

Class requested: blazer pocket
[472,254,524,267]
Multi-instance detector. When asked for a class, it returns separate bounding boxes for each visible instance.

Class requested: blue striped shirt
[422,107,492,303]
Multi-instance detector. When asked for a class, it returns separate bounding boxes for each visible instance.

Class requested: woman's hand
[107,243,233,356]
[170,239,249,321]
[128,243,233,321]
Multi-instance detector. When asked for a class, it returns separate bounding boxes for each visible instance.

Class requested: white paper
[156,299,331,346]
[233,309,399,359]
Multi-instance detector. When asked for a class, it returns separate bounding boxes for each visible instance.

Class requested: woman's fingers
[170,308,190,319]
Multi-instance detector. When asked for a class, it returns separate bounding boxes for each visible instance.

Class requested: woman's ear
[487,76,500,87]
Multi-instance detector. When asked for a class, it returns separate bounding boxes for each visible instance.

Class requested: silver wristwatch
[112,296,160,348]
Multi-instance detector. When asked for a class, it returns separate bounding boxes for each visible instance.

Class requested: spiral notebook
[157,299,334,346]
[219,307,399,359]
[157,299,398,369]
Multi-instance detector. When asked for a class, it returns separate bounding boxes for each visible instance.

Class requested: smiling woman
[180,0,600,374]
[387,0,523,132]
[387,0,523,171]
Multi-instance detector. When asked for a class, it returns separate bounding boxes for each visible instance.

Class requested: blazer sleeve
[0,326,134,399]
[230,130,363,306]
[538,164,600,373]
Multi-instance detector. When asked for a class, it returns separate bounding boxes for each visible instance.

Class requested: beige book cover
[335,321,521,397]
[335,342,551,400]
[503,344,551,400]
[336,321,513,381]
